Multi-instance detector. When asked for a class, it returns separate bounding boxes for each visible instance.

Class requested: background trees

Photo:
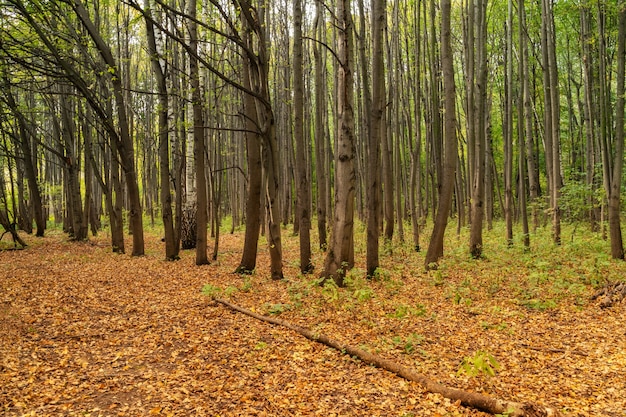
[1,0,626,273]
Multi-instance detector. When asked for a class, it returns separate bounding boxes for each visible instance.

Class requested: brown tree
[366,0,386,277]
[608,0,626,259]
[424,0,457,269]
[293,0,313,274]
[321,0,356,285]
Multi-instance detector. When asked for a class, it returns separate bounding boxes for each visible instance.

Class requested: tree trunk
[518,0,530,249]
[1,80,46,237]
[145,4,178,261]
[293,0,313,274]
[321,0,356,286]
[367,0,386,277]
[609,1,626,260]
[424,0,457,269]
[520,0,537,237]
[73,0,144,255]
[504,0,514,247]
[469,0,487,259]
[313,0,328,251]
[235,4,265,275]
[187,0,209,265]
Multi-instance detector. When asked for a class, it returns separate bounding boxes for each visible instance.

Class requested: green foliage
[201,284,222,298]
[387,303,427,319]
[254,341,268,350]
[240,277,253,293]
[390,333,425,355]
[224,285,238,297]
[518,298,557,311]
[559,177,603,224]
[458,350,501,378]
[344,269,375,302]
[265,303,291,315]
[321,279,340,302]
[480,321,508,332]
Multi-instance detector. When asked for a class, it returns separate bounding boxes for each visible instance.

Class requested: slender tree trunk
[580,6,599,233]
[409,0,423,252]
[293,0,313,274]
[313,0,328,251]
[504,0,514,247]
[235,58,263,273]
[4,89,46,237]
[609,1,626,260]
[518,0,530,249]
[469,0,487,258]
[145,4,178,260]
[367,0,386,277]
[187,0,209,265]
[521,0,538,234]
[321,0,356,286]
[546,0,562,245]
[59,86,87,241]
[236,3,264,275]
[425,0,457,269]
[73,0,144,255]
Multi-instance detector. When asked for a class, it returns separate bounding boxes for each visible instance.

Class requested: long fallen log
[214,298,562,417]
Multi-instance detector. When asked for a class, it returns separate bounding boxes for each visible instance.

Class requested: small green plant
[390,304,410,319]
[480,321,508,332]
[413,303,427,316]
[321,279,340,302]
[429,269,445,286]
[458,350,500,378]
[388,303,427,319]
[519,298,557,311]
[265,303,290,315]
[201,284,222,297]
[240,277,253,293]
[224,285,238,296]
[371,267,391,281]
[390,333,425,355]
[254,341,268,350]
[343,269,375,301]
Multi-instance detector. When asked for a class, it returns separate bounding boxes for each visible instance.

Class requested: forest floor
[1,223,626,417]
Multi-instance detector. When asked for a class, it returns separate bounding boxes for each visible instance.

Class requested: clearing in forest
[1,225,625,416]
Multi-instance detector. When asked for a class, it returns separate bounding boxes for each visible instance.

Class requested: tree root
[214,298,563,417]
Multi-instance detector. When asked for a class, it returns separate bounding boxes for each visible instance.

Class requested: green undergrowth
[205,219,624,315]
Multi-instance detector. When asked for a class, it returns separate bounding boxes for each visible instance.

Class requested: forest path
[1,229,624,416]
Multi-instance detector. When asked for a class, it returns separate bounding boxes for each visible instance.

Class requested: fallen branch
[591,281,626,308]
[214,298,562,417]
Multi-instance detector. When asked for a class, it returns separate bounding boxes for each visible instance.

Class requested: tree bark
[1,80,46,237]
[145,3,178,261]
[293,0,313,274]
[367,0,386,277]
[469,0,487,259]
[320,0,356,286]
[313,0,328,251]
[73,0,145,255]
[188,0,209,266]
[235,39,263,275]
[424,0,457,269]
[608,1,626,260]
